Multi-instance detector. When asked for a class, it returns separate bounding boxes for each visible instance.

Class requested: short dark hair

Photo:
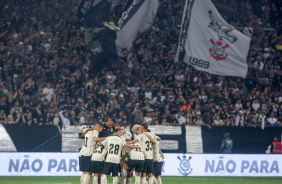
[95,122,103,127]
[110,117,117,124]
[114,128,121,133]
[118,123,125,128]
[141,122,148,130]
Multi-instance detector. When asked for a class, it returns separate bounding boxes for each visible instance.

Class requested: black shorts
[154,161,163,176]
[81,155,92,172]
[127,159,144,173]
[103,162,120,177]
[142,159,154,174]
[79,156,84,171]
[91,161,104,174]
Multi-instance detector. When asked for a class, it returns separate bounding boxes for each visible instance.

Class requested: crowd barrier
[4,124,61,152]
[2,125,282,153]
[1,152,281,176]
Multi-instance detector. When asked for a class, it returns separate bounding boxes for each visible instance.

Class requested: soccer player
[153,141,164,184]
[99,117,117,138]
[121,128,145,184]
[79,122,105,184]
[91,141,108,184]
[127,123,158,184]
[100,128,138,184]
[119,131,133,184]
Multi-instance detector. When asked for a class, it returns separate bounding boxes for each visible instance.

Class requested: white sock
[126,178,131,184]
[101,175,107,184]
[83,174,91,184]
[135,176,140,184]
[113,176,118,184]
[153,177,157,184]
[141,177,146,184]
[120,168,126,183]
[93,176,98,184]
[157,177,162,184]
[148,177,153,184]
[81,172,84,184]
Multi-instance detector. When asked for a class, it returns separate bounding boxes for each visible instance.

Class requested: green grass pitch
[0,176,282,184]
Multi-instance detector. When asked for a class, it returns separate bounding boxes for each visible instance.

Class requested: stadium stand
[0,0,281,135]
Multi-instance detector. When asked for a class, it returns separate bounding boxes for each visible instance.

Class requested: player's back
[91,144,108,161]
[79,130,99,156]
[138,132,157,160]
[104,135,126,163]
[128,143,144,160]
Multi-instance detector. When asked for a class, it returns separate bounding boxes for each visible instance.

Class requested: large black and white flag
[83,0,120,73]
[77,0,103,17]
[176,0,250,78]
[116,0,159,57]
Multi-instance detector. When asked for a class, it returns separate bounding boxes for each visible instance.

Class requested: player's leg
[147,160,154,184]
[141,159,148,184]
[101,174,107,184]
[97,161,104,184]
[102,162,111,184]
[83,156,93,184]
[112,163,120,184]
[155,176,162,184]
[79,156,85,184]
[81,172,84,184]
[141,172,147,184]
[93,173,99,184]
[154,161,163,184]
[125,170,132,184]
[120,163,128,184]
[83,172,92,184]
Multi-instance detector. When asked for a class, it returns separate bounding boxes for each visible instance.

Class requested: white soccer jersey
[79,130,99,156]
[122,143,144,161]
[137,132,157,160]
[91,145,108,162]
[102,135,126,164]
[153,141,163,162]
[79,128,88,157]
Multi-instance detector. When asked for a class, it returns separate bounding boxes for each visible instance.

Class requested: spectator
[212,114,224,126]
[0,110,6,124]
[266,112,279,127]
[42,82,54,102]
[193,114,212,129]
[22,112,37,126]
[6,114,21,124]
[246,112,259,128]
[235,110,245,127]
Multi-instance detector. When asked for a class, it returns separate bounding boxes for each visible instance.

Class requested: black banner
[202,126,282,154]
[4,125,61,152]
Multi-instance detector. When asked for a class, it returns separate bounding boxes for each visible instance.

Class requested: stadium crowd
[0,0,281,131]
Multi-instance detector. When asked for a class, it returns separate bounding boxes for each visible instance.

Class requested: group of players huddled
[79,118,164,184]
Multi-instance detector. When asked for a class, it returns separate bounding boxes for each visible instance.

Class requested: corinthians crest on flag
[176,0,250,78]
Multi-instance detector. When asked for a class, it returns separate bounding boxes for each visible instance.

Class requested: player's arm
[124,144,141,149]
[93,136,107,142]
[120,148,127,167]
[127,139,139,144]
[156,136,161,141]
[143,151,146,159]
[99,137,108,147]
[80,127,94,139]
[160,150,164,159]
[143,132,157,144]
